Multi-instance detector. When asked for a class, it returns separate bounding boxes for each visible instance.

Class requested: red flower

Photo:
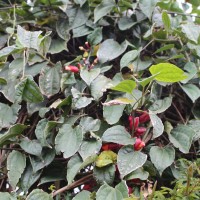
[101,143,122,151]
[129,116,139,131]
[139,112,150,123]
[128,187,133,195]
[82,184,92,191]
[134,138,145,151]
[135,127,146,137]
[64,65,79,73]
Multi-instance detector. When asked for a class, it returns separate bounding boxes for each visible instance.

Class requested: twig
[172,102,186,124]
[52,174,93,197]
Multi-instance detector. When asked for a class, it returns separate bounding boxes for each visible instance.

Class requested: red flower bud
[135,127,146,137]
[129,116,139,131]
[65,65,79,73]
[134,138,145,151]
[128,187,133,195]
[139,112,150,123]
[83,184,92,191]
[101,143,122,151]
[85,41,90,49]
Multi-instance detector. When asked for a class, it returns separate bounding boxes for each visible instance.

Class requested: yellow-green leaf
[96,150,117,167]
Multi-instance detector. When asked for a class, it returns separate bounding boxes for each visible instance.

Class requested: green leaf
[117,145,147,178]
[79,116,101,133]
[20,138,42,156]
[181,62,197,84]
[90,75,112,100]
[149,96,172,114]
[30,149,55,173]
[149,113,164,138]
[0,192,16,200]
[39,63,62,97]
[56,19,70,41]
[149,63,187,82]
[181,23,200,44]
[125,167,149,180]
[93,165,115,185]
[137,74,158,87]
[87,27,103,46]
[0,103,20,130]
[80,68,101,86]
[111,80,136,94]
[154,44,174,54]
[48,38,67,54]
[120,50,138,69]
[7,150,26,188]
[26,189,53,200]
[139,0,159,19]
[102,125,135,145]
[102,98,133,106]
[115,181,129,198]
[96,150,117,167]
[17,25,43,50]
[79,140,102,160]
[118,17,137,31]
[15,76,44,103]
[162,11,171,31]
[20,162,42,193]
[180,84,200,103]
[8,58,23,79]
[96,184,123,200]
[55,124,83,158]
[74,96,93,109]
[168,125,196,153]
[97,39,127,63]
[0,46,15,58]
[72,191,91,200]
[188,120,200,141]
[94,0,116,23]
[0,124,27,147]
[150,146,175,175]
[103,104,125,125]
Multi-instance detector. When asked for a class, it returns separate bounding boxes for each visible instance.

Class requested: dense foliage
[0,0,200,199]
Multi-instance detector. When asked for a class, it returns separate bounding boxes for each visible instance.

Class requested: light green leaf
[150,146,175,175]
[0,124,27,147]
[90,75,112,100]
[7,151,26,188]
[125,167,149,180]
[80,68,100,86]
[154,44,174,54]
[15,75,44,103]
[72,190,91,200]
[139,0,159,19]
[149,113,164,138]
[111,80,136,94]
[93,165,115,185]
[102,98,133,106]
[20,138,42,156]
[39,63,62,97]
[168,125,196,153]
[96,151,117,167]
[115,181,129,198]
[8,58,23,79]
[74,96,93,109]
[97,39,127,63]
[117,146,147,178]
[26,189,53,200]
[188,119,200,141]
[103,104,125,125]
[17,25,43,50]
[0,103,20,130]
[181,23,200,44]
[0,46,15,58]
[149,96,172,114]
[118,17,137,31]
[96,184,123,200]
[102,125,135,145]
[55,124,83,158]
[120,50,138,69]
[137,74,158,87]
[149,63,187,82]
[180,84,200,103]
[80,116,101,133]
[79,140,102,160]
[162,11,171,31]
[0,192,16,200]
[94,0,116,23]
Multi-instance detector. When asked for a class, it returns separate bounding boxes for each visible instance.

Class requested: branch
[52,173,93,197]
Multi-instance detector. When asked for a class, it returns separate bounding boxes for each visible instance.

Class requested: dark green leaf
[26,189,53,200]
[72,191,91,200]
[162,11,171,31]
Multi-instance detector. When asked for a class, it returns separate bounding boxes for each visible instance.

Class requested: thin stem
[172,102,186,124]
[52,174,93,197]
